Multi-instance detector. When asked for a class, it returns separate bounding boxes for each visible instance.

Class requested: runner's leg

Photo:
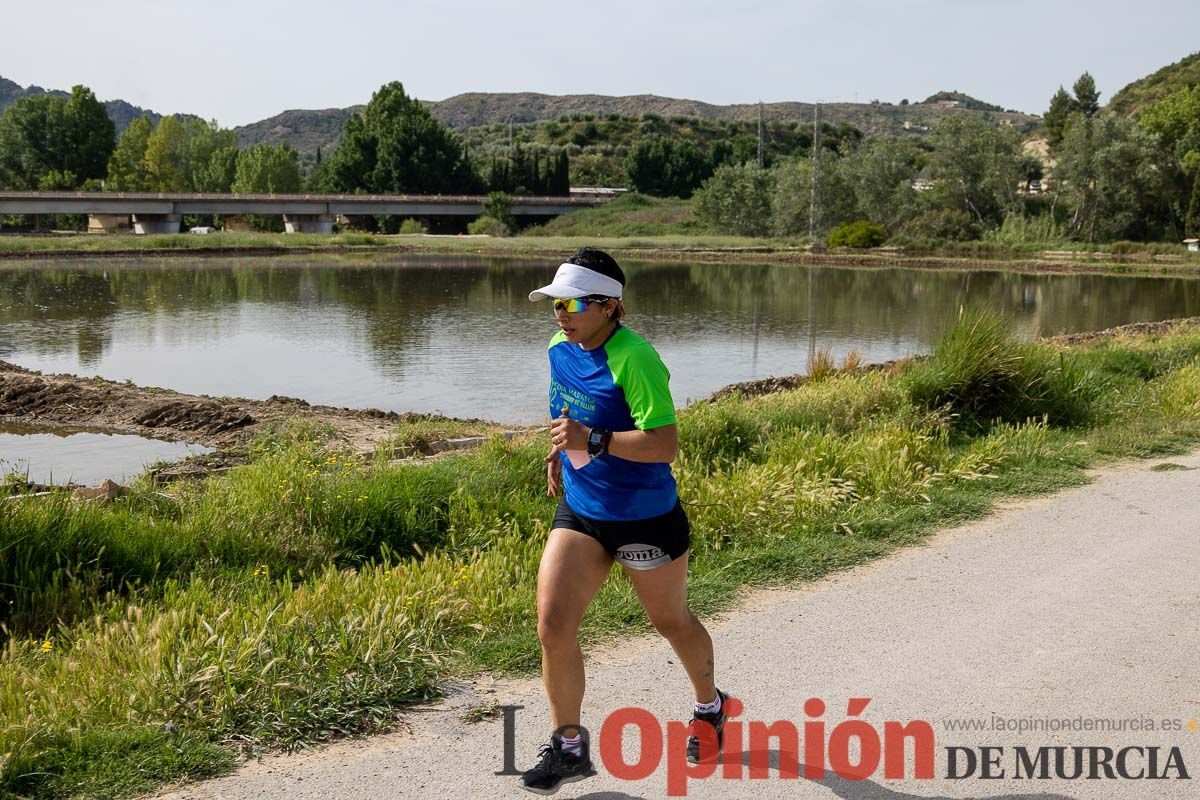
[623,550,717,703]
[537,528,614,737]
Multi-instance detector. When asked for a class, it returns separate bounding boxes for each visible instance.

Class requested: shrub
[482,191,513,226]
[397,218,428,234]
[898,208,980,242]
[467,215,510,236]
[828,220,887,248]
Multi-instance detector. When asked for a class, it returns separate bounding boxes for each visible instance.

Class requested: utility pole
[807,102,820,366]
[809,103,821,242]
[757,101,765,169]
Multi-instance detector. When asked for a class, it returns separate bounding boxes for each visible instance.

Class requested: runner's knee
[647,608,696,641]
[537,607,582,648]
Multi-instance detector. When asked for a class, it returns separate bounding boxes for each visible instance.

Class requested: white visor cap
[528,263,624,301]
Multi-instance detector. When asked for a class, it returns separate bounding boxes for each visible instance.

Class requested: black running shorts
[552,498,691,570]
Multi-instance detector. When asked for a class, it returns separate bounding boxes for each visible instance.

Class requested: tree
[0,85,114,189]
[1055,114,1166,241]
[231,143,301,231]
[198,145,239,194]
[624,138,712,197]
[143,115,187,191]
[1140,85,1200,235]
[927,116,1023,228]
[179,119,238,192]
[323,81,476,194]
[839,137,920,230]
[1188,180,1200,238]
[1044,86,1073,150]
[771,153,856,236]
[1072,72,1101,119]
[0,95,62,189]
[62,86,116,183]
[107,116,152,190]
[232,143,301,193]
[693,162,775,236]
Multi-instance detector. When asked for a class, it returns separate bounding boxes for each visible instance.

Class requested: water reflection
[1,256,1197,423]
[0,423,212,486]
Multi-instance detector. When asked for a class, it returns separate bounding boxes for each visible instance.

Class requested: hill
[232,106,361,157]
[920,90,1004,112]
[235,91,1039,160]
[1108,52,1200,116]
[1,73,1039,167]
[0,76,168,135]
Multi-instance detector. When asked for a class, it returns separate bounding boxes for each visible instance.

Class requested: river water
[2,255,1198,424]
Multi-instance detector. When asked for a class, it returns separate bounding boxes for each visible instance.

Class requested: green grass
[521,193,709,237]
[0,230,400,254]
[4,316,1200,798]
[0,228,792,259]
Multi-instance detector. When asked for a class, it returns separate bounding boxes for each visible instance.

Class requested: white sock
[557,733,583,757]
[694,692,722,715]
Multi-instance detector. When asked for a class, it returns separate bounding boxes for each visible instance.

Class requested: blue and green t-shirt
[549,324,678,522]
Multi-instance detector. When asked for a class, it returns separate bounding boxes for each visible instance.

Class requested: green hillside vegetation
[460,112,864,187]
[424,92,1038,135]
[237,93,1040,163]
[524,193,706,237]
[1108,52,1200,116]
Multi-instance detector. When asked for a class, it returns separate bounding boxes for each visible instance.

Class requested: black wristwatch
[586,427,612,457]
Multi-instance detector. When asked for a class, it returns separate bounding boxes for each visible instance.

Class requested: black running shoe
[520,735,596,795]
[687,688,729,764]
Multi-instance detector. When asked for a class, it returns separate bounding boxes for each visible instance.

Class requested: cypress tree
[1187,178,1200,239]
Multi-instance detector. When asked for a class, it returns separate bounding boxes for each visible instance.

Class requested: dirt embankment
[0,360,498,461]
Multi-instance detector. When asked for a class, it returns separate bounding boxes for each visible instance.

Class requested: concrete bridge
[0,191,608,234]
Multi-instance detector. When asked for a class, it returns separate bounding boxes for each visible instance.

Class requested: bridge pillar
[131,214,182,235]
[88,214,131,234]
[283,213,334,234]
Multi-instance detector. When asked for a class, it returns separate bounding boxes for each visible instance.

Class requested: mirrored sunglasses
[552,296,610,313]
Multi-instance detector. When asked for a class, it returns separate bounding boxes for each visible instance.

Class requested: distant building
[911,172,936,191]
[1185,239,1199,252]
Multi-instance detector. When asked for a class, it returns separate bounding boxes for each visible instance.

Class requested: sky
[5,0,1199,127]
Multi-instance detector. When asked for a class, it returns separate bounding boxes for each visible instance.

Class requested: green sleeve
[606,331,677,430]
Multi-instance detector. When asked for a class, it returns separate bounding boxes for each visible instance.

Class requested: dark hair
[567,247,625,288]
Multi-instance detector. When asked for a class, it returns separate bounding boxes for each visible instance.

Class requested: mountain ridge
[237,92,1040,158]
[1,74,1040,161]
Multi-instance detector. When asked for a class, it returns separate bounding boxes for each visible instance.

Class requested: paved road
[153,451,1200,800]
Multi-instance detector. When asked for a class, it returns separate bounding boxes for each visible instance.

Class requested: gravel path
[151,450,1200,800]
